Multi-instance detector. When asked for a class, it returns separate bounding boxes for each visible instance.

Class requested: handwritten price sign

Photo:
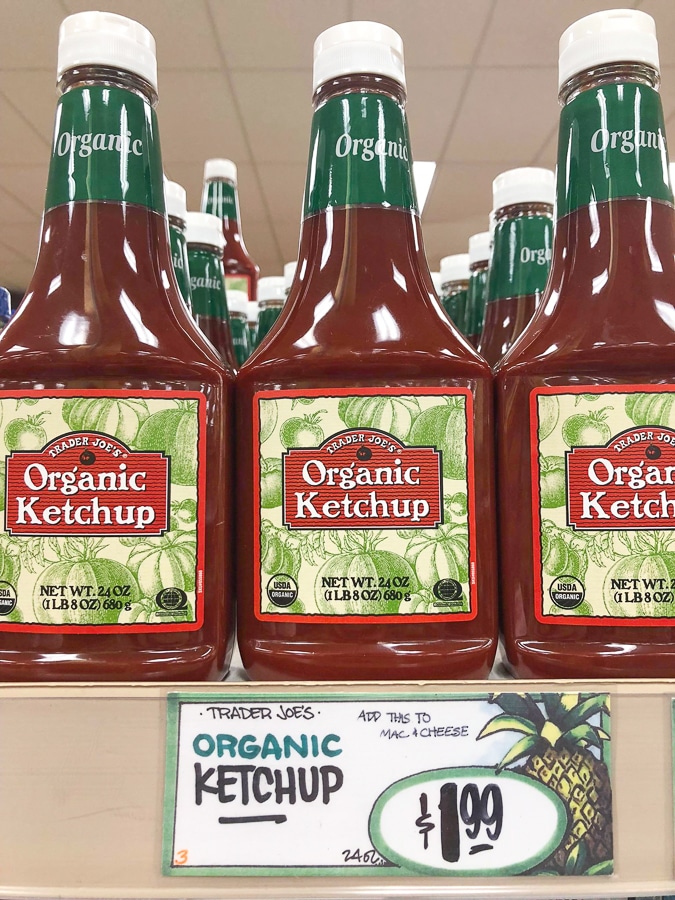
[162,691,612,877]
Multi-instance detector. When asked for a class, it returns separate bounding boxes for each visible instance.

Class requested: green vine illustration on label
[0,393,204,632]
[477,693,612,875]
[255,390,476,620]
[533,388,675,622]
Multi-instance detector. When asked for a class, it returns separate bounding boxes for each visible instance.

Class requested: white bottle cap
[227,289,249,317]
[258,276,285,303]
[440,254,470,285]
[57,11,157,90]
[313,21,405,92]
[559,9,659,90]
[284,261,298,292]
[469,231,491,266]
[204,159,238,184]
[164,178,187,224]
[185,211,225,251]
[247,300,259,324]
[493,167,554,212]
[430,271,442,295]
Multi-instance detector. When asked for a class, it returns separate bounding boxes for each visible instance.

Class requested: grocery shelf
[0,667,673,899]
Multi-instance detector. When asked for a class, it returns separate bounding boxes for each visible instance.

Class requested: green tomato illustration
[337,396,420,442]
[135,400,198,485]
[62,397,149,445]
[603,545,675,617]
[561,409,611,447]
[280,412,325,448]
[259,400,278,443]
[408,398,466,480]
[538,395,559,441]
[626,393,675,428]
[540,456,567,508]
[260,458,283,508]
[4,413,49,451]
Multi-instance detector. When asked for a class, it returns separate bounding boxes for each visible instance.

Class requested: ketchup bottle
[165,179,192,313]
[284,261,298,299]
[186,212,238,371]
[254,276,285,349]
[235,21,497,681]
[465,231,490,349]
[498,9,675,678]
[247,298,259,351]
[201,159,260,307]
[0,12,233,680]
[439,254,470,333]
[228,289,252,366]
[478,168,554,367]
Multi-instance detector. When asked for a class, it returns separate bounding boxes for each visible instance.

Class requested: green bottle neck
[169,220,193,313]
[487,204,553,304]
[202,179,241,233]
[556,66,673,220]
[187,245,229,320]
[303,76,418,217]
[45,68,165,214]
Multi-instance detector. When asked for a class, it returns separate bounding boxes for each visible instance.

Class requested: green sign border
[369,766,567,876]
[162,691,612,878]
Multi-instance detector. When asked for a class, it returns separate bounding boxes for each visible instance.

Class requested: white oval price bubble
[370,766,567,876]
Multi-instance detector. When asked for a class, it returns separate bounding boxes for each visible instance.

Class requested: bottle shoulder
[10,204,230,376]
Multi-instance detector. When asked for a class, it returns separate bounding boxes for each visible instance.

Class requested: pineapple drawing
[477,692,612,875]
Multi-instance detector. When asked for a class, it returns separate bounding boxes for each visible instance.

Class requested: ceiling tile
[407,68,468,160]
[352,0,493,67]
[0,243,33,293]
[444,67,558,164]
[256,164,306,224]
[422,215,490,266]
[638,2,675,72]
[270,219,302,270]
[0,71,57,145]
[230,71,312,163]
[533,129,559,168]
[62,0,222,70]
[0,183,41,225]
[0,224,40,266]
[0,0,63,70]
[477,0,640,68]
[423,162,504,225]
[209,0,349,69]
[0,97,50,165]
[242,217,283,277]
[158,71,249,164]
[0,166,48,217]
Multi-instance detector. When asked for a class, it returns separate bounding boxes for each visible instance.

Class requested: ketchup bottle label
[488,216,553,303]
[557,83,672,219]
[531,386,675,625]
[0,390,206,633]
[225,274,252,301]
[253,388,479,622]
[45,86,165,214]
[303,93,417,215]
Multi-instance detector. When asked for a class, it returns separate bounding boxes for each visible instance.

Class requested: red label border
[531,384,675,627]
[0,389,207,635]
[253,386,478,624]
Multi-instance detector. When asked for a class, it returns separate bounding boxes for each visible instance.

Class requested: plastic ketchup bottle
[235,21,497,681]
[0,12,234,680]
[497,9,675,678]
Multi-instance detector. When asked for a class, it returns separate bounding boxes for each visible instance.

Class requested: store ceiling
[0,0,674,292]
